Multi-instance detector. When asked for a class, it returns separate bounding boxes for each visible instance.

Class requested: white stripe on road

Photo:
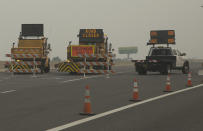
[47,84,203,131]
[61,71,131,83]
[62,76,103,83]
[1,90,16,94]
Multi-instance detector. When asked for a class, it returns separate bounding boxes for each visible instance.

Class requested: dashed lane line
[61,71,131,83]
[47,84,203,131]
[1,90,16,94]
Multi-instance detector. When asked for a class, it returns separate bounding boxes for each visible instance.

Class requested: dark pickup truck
[132,47,189,75]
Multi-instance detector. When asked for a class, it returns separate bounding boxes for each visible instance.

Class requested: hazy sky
[0,0,203,60]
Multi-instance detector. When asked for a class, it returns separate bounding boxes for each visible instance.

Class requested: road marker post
[80,85,95,116]
[106,56,110,78]
[32,57,37,78]
[187,72,192,87]
[11,55,14,77]
[164,74,173,92]
[83,55,86,78]
[130,78,141,102]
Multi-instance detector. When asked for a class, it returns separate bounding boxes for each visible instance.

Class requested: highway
[0,62,203,131]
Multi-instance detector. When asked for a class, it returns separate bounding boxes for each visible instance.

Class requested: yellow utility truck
[5,24,51,73]
[57,29,114,74]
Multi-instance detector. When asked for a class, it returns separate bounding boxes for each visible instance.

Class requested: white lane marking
[47,84,203,131]
[62,78,84,83]
[61,71,130,83]
[62,76,103,83]
[1,90,16,94]
[55,77,64,80]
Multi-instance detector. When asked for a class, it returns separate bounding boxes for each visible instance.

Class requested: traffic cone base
[163,90,173,93]
[79,112,95,116]
[129,99,141,102]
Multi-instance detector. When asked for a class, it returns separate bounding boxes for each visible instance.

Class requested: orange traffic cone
[187,72,192,87]
[164,74,173,92]
[130,78,141,102]
[80,85,95,116]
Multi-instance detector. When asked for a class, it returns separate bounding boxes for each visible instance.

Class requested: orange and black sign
[79,29,104,43]
[148,30,175,45]
[70,45,95,57]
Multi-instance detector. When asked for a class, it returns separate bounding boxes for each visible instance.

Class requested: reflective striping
[70,63,79,72]
[8,69,41,73]
[148,60,158,63]
[57,62,80,73]
[133,88,138,92]
[5,61,41,66]
[134,82,138,87]
[6,54,42,58]
[12,48,41,52]
[57,61,115,74]
[77,54,115,58]
[79,69,115,74]
[84,98,91,103]
[6,62,41,73]
[76,62,114,66]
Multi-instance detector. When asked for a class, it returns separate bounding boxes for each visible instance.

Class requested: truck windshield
[150,48,172,56]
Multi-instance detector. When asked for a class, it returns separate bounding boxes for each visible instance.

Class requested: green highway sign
[118,46,138,54]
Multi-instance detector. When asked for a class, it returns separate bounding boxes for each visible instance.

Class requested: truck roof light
[150,39,157,43]
[168,39,175,44]
[168,30,175,36]
[150,31,157,36]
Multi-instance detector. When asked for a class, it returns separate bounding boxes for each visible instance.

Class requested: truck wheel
[182,63,189,74]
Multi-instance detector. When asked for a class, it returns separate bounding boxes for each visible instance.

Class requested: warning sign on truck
[71,45,95,57]
[148,30,175,45]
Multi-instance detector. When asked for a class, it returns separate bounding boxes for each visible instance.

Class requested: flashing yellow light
[17,60,20,62]
[168,38,175,43]
[168,31,174,36]
[150,39,157,43]
[151,31,157,36]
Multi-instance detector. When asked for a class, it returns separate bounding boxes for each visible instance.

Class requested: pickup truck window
[150,49,172,56]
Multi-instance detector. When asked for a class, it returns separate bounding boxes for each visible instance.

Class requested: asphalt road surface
[0,62,203,131]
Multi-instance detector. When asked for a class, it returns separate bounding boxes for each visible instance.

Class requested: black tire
[182,62,189,74]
